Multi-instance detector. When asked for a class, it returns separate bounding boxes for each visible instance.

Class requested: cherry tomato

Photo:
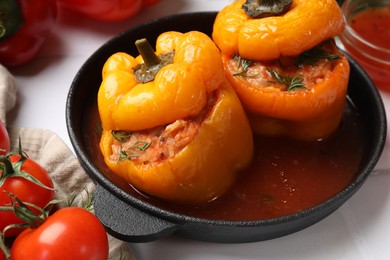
[57,0,160,21]
[11,207,109,260]
[0,122,10,156]
[0,155,55,237]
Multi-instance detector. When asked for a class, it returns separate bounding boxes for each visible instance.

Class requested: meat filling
[228,40,341,91]
[110,92,217,165]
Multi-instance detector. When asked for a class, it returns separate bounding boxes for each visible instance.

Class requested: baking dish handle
[94,184,178,243]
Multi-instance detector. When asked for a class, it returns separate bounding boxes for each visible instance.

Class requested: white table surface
[7,0,390,259]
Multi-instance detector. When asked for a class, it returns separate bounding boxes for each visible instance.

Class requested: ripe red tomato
[0,122,10,155]
[10,207,109,259]
[0,155,55,237]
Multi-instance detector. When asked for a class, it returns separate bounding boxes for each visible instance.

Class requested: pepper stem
[0,11,8,38]
[135,38,161,68]
[0,24,5,38]
[0,0,24,40]
[242,0,293,18]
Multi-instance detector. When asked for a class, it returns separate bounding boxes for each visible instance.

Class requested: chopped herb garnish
[116,141,152,163]
[259,193,276,202]
[95,122,103,137]
[296,46,341,66]
[232,54,258,77]
[267,69,306,91]
[112,130,132,143]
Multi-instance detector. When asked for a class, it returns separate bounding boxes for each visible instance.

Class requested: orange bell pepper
[98,31,253,204]
[221,41,350,140]
[212,0,345,61]
[213,0,349,140]
[99,31,224,131]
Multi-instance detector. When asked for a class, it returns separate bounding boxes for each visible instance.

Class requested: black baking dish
[66,12,387,243]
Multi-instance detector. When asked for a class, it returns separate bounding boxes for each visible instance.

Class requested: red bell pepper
[0,0,57,67]
[57,0,161,22]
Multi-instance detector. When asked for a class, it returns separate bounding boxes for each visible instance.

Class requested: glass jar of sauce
[337,0,390,91]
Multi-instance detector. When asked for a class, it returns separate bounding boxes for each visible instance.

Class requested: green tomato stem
[0,233,10,260]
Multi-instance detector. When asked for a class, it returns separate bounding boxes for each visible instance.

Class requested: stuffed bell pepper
[98,31,254,204]
[212,0,350,140]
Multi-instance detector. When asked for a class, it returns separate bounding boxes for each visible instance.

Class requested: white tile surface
[7,1,390,259]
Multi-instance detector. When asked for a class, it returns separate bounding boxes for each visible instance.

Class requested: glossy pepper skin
[212,0,345,61]
[99,31,227,132]
[57,0,160,22]
[0,0,57,67]
[213,0,349,141]
[98,31,253,204]
[222,47,350,140]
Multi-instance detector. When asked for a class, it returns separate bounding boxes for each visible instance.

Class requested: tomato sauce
[340,6,390,91]
[84,99,365,221]
[350,6,390,49]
